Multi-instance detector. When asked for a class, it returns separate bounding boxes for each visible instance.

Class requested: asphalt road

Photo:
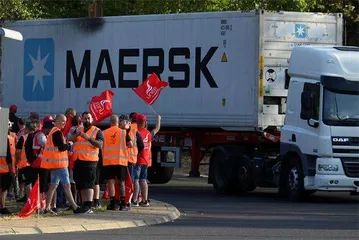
[3,173,359,240]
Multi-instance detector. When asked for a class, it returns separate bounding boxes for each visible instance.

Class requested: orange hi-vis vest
[17,135,30,169]
[41,127,69,169]
[102,126,128,166]
[0,137,12,173]
[0,156,9,173]
[128,123,138,164]
[8,134,16,173]
[73,126,100,162]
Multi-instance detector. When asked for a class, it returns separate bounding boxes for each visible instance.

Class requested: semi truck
[1,10,358,200]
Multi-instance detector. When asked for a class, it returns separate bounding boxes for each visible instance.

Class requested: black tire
[286,157,306,201]
[210,151,230,194]
[147,165,174,184]
[236,155,256,193]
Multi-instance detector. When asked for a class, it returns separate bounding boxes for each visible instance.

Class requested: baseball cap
[136,114,147,123]
[43,115,55,123]
[119,115,130,121]
[29,112,40,120]
[9,105,17,112]
[129,112,138,121]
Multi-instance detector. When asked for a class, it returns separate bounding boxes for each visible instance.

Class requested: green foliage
[0,0,357,45]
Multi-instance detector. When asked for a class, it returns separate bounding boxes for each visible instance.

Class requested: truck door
[296,82,320,173]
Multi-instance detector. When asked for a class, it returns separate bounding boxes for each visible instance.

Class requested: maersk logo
[23,38,54,101]
[295,24,307,38]
[332,137,350,143]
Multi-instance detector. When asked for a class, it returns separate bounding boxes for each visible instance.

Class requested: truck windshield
[323,88,359,126]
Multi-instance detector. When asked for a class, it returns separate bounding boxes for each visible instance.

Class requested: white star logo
[26,47,51,91]
[296,25,306,37]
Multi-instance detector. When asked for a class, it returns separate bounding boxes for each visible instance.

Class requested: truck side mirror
[300,91,313,120]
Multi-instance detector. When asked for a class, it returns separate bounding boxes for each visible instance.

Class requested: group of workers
[0,105,161,215]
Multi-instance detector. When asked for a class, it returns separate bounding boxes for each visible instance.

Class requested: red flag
[18,177,40,218]
[102,183,110,200]
[132,73,169,105]
[89,90,114,124]
[115,168,134,204]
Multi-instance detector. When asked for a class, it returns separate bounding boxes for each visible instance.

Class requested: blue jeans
[134,164,148,180]
[128,163,135,183]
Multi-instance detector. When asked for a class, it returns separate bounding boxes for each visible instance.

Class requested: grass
[0,198,110,221]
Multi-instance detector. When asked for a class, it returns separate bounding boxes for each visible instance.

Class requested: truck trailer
[2,10,357,200]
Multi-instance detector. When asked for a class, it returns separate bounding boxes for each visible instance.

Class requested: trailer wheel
[211,151,229,194]
[148,165,174,184]
[286,158,305,201]
[147,148,174,184]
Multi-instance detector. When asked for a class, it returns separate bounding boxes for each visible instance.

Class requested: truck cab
[280,46,359,200]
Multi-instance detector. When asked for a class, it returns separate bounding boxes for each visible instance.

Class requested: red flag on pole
[89,90,114,124]
[18,176,40,218]
[132,73,169,105]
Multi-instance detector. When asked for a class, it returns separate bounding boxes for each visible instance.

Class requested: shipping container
[1,10,342,130]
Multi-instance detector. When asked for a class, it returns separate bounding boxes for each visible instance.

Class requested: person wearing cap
[127,113,144,188]
[0,121,16,215]
[29,112,43,130]
[9,105,19,133]
[132,114,161,207]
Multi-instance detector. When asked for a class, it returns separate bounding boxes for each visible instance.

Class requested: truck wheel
[286,158,305,201]
[211,151,229,194]
[236,155,256,193]
[148,165,174,184]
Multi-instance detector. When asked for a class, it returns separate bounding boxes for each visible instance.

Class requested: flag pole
[37,174,40,218]
[147,104,158,115]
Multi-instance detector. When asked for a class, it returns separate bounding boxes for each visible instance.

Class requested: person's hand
[67,141,73,146]
[157,115,161,121]
[76,126,83,136]
[80,132,89,140]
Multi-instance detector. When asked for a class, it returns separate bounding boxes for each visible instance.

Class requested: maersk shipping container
[1,10,342,129]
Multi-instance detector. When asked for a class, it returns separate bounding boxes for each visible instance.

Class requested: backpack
[25,131,40,164]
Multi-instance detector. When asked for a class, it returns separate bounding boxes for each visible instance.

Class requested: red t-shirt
[137,128,154,166]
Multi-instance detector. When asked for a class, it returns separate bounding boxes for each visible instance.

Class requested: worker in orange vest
[132,114,161,207]
[15,120,33,202]
[102,115,130,211]
[41,114,89,214]
[0,121,16,215]
[71,112,103,212]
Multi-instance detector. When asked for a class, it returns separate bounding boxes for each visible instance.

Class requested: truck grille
[341,158,359,178]
[332,137,359,158]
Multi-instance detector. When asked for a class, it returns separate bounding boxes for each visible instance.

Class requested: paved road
[2,174,358,240]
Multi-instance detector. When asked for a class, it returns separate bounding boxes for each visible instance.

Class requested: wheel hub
[288,167,299,191]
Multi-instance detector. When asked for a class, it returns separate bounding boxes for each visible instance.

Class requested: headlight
[318,164,339,172]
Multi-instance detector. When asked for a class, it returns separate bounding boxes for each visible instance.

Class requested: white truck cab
[280,46,359,200]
